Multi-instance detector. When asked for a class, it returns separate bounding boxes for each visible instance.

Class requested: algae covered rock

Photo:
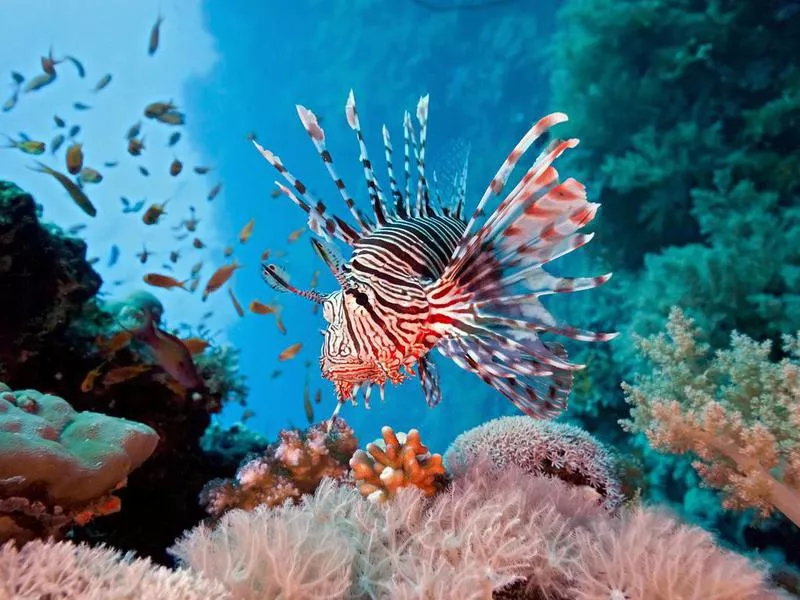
[0,181,101,381]
[0,382,158,543]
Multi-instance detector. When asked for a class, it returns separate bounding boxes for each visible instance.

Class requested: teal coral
[0,382,158,543]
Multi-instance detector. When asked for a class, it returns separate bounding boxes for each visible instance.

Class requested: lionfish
[253,91,616,425]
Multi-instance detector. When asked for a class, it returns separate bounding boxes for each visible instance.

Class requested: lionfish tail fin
[426,112,616,418]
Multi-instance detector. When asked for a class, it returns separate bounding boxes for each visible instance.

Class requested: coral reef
[0,383,158,544]
[0,539,230,600]
[0,180,249,563]
[200,419,358,517]
[350,426,446,503]
[0,182,101,381]
[445,415,624,511]
[622,307,800,526]
[173,464,779,600]
[200,422,269,473]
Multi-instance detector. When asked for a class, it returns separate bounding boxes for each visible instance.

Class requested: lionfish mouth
[321,359,389,400]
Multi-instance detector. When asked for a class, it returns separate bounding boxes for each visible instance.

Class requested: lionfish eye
[352,290,369,307]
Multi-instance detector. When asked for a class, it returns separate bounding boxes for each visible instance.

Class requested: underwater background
[1,0,799,598]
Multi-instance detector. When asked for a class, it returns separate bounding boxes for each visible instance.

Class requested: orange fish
[136,311,203,389]
[248,299,275,315]
[97,330,132,354]
[102,364,151,386]
[181,337,210,355]
[128,137,145,156]
[275,313,287,335]
[228,288,245,317]
[260,248,270,261]
[278,342,302,361]
[239,218,255,244]
[80,363,105,392]
[143,273,186,290]
[169,157,182,176]
[202,260,241,300]
[287,227,304,243]
[314,388,322,404]
[303,380,313,424]
[66,142,83,174]
[142,200,168,225]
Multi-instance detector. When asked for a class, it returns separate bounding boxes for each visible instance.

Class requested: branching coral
[350,426,446,502]
[0,383,158,543]
[445,416,624,511]
[200,419,358,517]
[622,307,800,525]
[0,539,230,600]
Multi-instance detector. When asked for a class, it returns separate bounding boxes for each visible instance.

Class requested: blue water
[0,0,561,448]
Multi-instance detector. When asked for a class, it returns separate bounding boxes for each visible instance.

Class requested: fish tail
[425,114,616,419]
[27,160,49,173]
[1,134,17,149]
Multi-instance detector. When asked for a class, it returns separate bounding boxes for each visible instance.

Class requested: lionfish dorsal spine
[295,103,374,234]
[381,124,407,218]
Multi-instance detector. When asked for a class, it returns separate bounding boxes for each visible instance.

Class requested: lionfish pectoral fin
[417,354,442,408]
[261,263,325,304]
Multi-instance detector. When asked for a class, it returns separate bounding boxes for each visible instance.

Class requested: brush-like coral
[0,539,230,600]
[445,416,624,511]
[200,419,358,517]
[174,462,778,600]
[622,307,800,526]
[350,426,446,503]
[0,383,158,543]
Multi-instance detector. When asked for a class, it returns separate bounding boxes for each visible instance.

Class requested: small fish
[168,131,181,146]
[127,198,146,213]
[11,72,24,85]
[3,135,45,155]
[241,408,255,422]
[228,287,244,317]
[108,244,120,267]
[270,370,281,379]
[202,311,214,320]
[161,263,174,271]
[68,125,81,138]
[144,101,176,118]
[67,223,87,234]
[63,55,85,78]
[28,161,97,216]
[126,121,142,140]
[148,14,164,56]
[137,311,204,390]
[249,300,275,315]
[139,166,150,176]
[182,337,210,355]
[104,160,118,168]
[189,277,200,293]
[66,143,83,174]
[287,227,304,243]
[169,157,182,176]
[223,246,233,257]
[303,380,314,424]
[78,166,103,183]
[73,102,91,111]
[136,245,152,264]
[142,200,168,224]
[193,165,211,174]
[175,232,189,241]
[3,91,18,112]
[192,237,205,249]
[169,250,180,263]
[202,260,242,300]
[275,313,287,335]
[156,110,185,125]
[315,388,322,404]
[239,218,255,244]
[103,364,150,386]
[128,137,145,155]
[278,342,302,361]
[41,48,59,76]
[53,115,66,128]
[310,269,320,288]
[261,249,271,261]
[143,272,186,290]
[93,73,112,92]
[190,261,203,277]
[270,188,281,198]
[97,330,133,354]
[207,182,222,201]
[80,363,105,392]
[23,72,56,93]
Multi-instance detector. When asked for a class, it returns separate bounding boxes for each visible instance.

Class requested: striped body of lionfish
[253,91,617,426]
